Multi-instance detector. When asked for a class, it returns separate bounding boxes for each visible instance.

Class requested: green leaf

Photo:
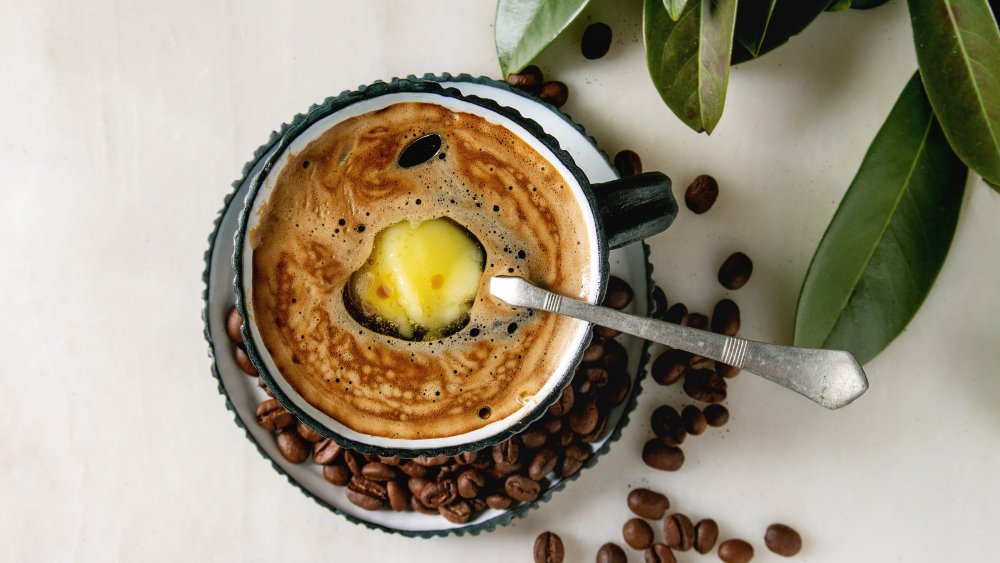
[908,0,1000,185]
[664,0,690,19]
[732,0,829,63]
[495,0,591,77]
[644,0,739,134]
[794,73,967,364]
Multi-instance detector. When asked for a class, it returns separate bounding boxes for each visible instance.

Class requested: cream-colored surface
[2,0,998,561]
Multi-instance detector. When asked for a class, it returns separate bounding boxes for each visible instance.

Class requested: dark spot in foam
[469,328,480,337]
[302,161,309,169]
[507,323,517,334]
[517,250,526,259]
[357,225,365,232]
[398,133,442,168]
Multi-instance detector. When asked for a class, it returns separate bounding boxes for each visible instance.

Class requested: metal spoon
[489,276,868,409]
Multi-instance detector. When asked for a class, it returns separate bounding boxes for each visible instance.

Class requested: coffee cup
[233,78,676,457]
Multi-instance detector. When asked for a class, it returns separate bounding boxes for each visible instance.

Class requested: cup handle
[591,172,677,249]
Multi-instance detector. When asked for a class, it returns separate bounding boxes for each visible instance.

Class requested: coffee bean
[361,461,396,481]
[225,306,244,343]
[642,440,684,471]
[255,399,294,431]
[602,338,628,373]
[274,430,309,463]
[704,404,730,427]
[418,479,457,508]
[407,476,429,497]
[399,461,431,479]
[689,355,714,369]
[343,450,363,475]
[651,405,686,446]
[493,438,521,465]
[581,22,612,59]
[652,349,690,386]
[386,480,409,511]
[491,460,523,478]
[410,495,438,514]
[569,397,599,435]
[295,421,324,442]
[594,325,621,339]
[454,451,477,465]
[651,285,668,319]
[684,174,719,214]
[644,543,677,563]
[256,376,274,397]
[528,449,558,481]
[664,303,688,325]
[548,384,575,416]
[718,252,753,290]
[235,346,258,376]
[583,339,606,362]
[471,497,487,513]
[539,81,569,107]
[684,369,727,403]
[348,475,388,502]
[457,469,486,499]
[485,493,512,510]
[534,531,565,563]
[505,474,541,502]
[322,463,351,486]
[506,65,543,94]
[718,539,754,562]
[413,454,450,467]
[628,488,669,520]
[603,368,631,407]
[614,150,643,178]
[559,443,591,477]
[521,429,548,450]
[711,299,741,336]
[603,276,633,309]
[539,415,563,435]
[623,518,655,550]
[764,523,802,556]
[663,513,695,551]
[681,405,707,435]
[694,518,719,554]
[580,410,608,443]
[717,362,742,379]
[585,367,609,390]
[597,542,628,563]
[686,313,709,331]
[439,500,473,524]
[345,487,383,510]
[312,438,342,465]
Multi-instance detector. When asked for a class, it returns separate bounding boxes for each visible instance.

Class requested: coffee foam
[250,102,591,440]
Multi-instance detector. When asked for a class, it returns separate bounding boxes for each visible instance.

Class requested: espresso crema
[250,101,592,439]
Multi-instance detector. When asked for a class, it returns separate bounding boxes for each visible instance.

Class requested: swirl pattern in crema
[250,102,592,440]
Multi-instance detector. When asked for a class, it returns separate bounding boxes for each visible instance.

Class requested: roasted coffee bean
[664,303,688,325]
[362,453,379,463]
[437,463,463,481]
[386,480,409,511]
[439,500,473,524]
[718,539,754,562]
[686,313,709,331]
[581,22,612,59]
[399,461,430,479]
[255,399,294,431]
[506,65,543,94]
[491,460,523,478]
[226,306,244,343]
[597,542,628,563]
[623,517,655,549]
[764,523,802,556]
[454,451,477,465]
[348,475,388,500]
[684,174,719,214]
[652,349,690,386]
[684,369,727,403]
[718,252,753,290]
[295,421,324,442]
[413,454,450,467]
[418,479,457,508]
[410,495,438,515]
[585,366,609,388]
[312,438,342,465]
[663,513,695,551]
[650,405,686,446]
[457,469,486,499]
[520,429,548,450]
[343,450,363,475]
[505,474,542,502]
[651,285,668,319]
[711,299,741,336]
[486,493,513,510]
[603,276,634,309]
[569,397,600,435]
[717,362,741,379]
[234,345,258,376]
[559,443,591,477]
[533,531,565,563]
[322,463,351,486]
[628,488,669,520]
[681,405,707,435]
[580,410,608,443]
[583,338,606,362]
[689,355,714,369]
[548,385,575,416]
[256,376,275,398]
[603,368,631,407]
[594,325,621,339]
[602,338,628,373]
[471,497,488,512]
[407,476,429,497]
[575,373,594,396]
[539,81,569,107]
[361,462,396,481]
[275,430,309,463]
[378,455,401,466]
[345,487,383,510]
[642,440,684,471]
[539,415,563,435]
[614,150,642,178]
[493,438,521,465]
[694,518,719,554]
[528,449,558,481]
[644,543,677,563]
[704,404,730,427]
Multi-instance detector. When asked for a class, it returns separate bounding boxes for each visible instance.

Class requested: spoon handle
[490,276,868,410]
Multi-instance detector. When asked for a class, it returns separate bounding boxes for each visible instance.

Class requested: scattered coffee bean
[379,455,401,466]
[413,454,450,467]
[764,523,802,556]
[718,539,754,563]
[521,429,549,450]
[569,397,600,435]
[694,518,719,554]
[234,345,258,376]
[623,518,655,550]
[410,495,438,515]
[628,488,669,520]
[255,399,294,431]
[603,276,634,309]
[312,438,342,465]
[650,405,685,446]
[686,313,709,331]
[343,450,362,475]
[642,439,684,471]
[681,405,707,435]
[683,369,727,403]
[505,474,541,502]
[533,531,565,563]
[296,421,324,442]
[506,65,543,94]
[439,500,473,524]
[492,439,520,465]
[644,543,677,563]
[614,150,643,178]
[399,461,430,479]
[581,22,613,59]
[716,362,741,379]
[457,469,486,499]
[583,339,606,362]
[663,513,695,551]
[684,174,719,214]
[689,354,714,369]
[711,299,741,336]
[718,252,753,290]
[559,443,591,477]
[322,463,351,486]
[345,487,384,510]
[664,303,688,325]
[652,349,690,386]
[418,479,457,508]
[225,306,244,343]
[539,81,569,107]
[528,449,558,481]
[361,462,396,481]
[275,430,309,464]
[594,325,622,339]
[597,542,628,563]
[548,385,575,416]
[486,493,512,510]
[703,404,730,427]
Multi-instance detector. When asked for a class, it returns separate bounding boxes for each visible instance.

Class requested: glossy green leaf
[732,0,829,63]
[664,0,690,19]
[495,0,591,77]
[795,73,968,364]
[909,0,1000,185]
[644,0,738,134]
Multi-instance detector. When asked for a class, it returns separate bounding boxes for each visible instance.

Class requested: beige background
[2,0,999,561]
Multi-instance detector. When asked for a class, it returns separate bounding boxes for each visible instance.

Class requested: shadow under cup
[233,79,677,457]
